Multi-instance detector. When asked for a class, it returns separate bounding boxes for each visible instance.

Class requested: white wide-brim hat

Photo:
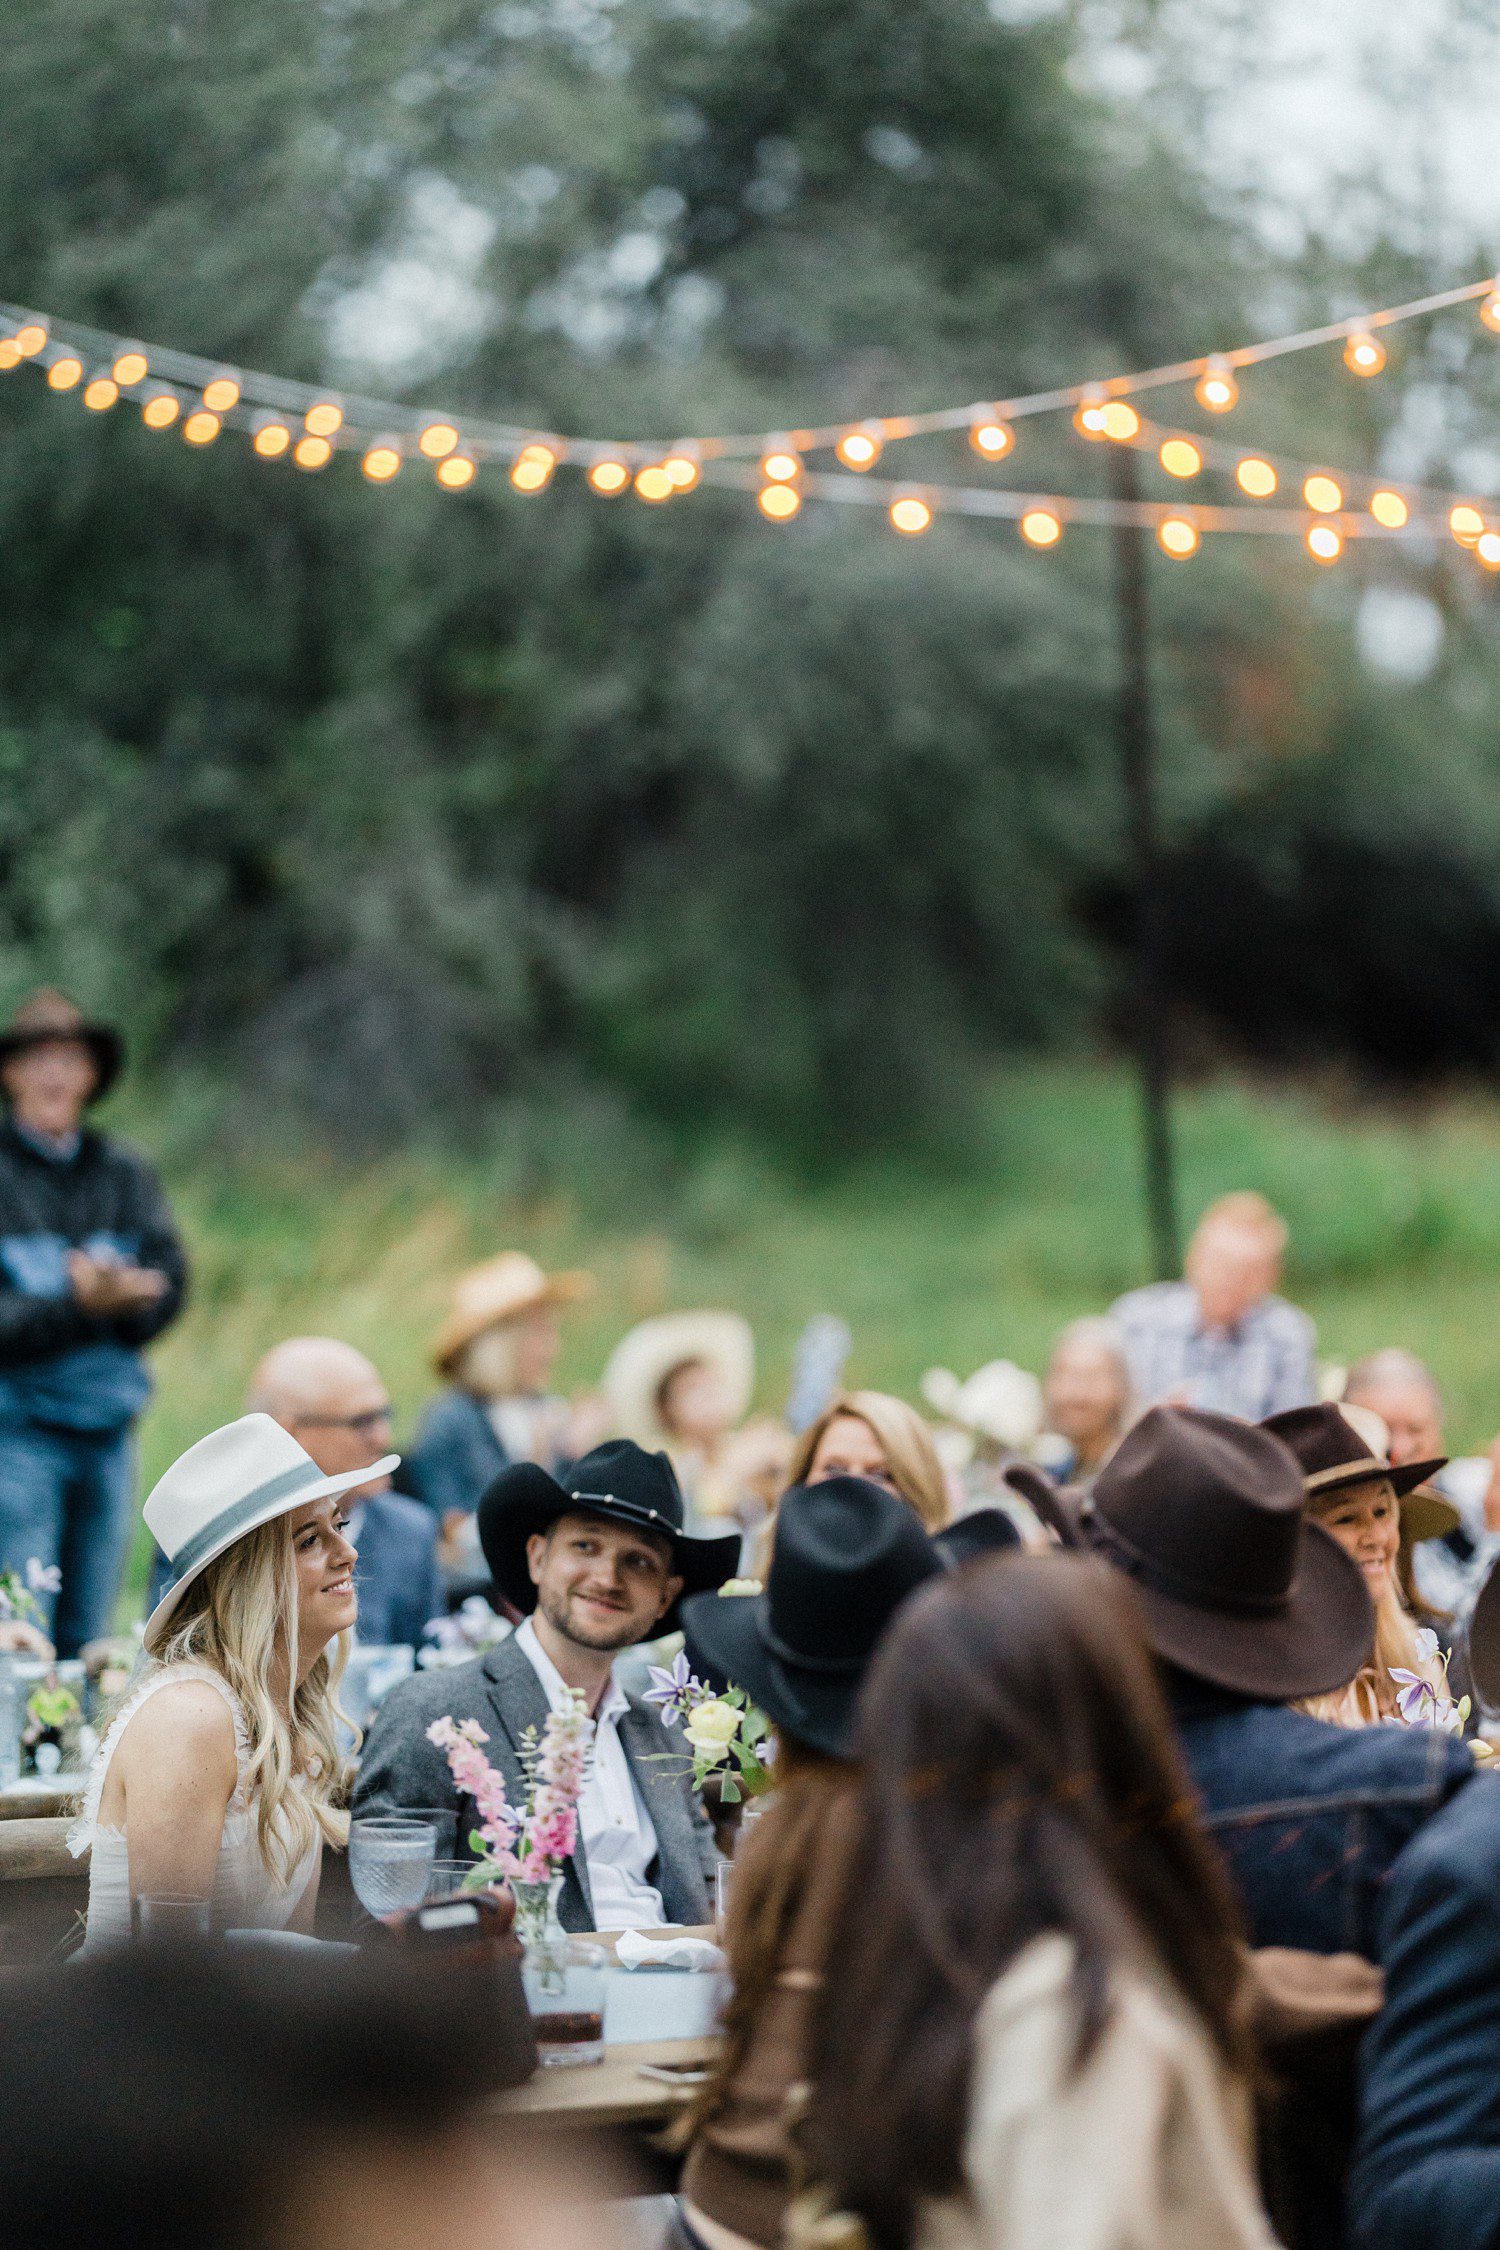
[143,1412,399,1645]
[602,1311,754,1448]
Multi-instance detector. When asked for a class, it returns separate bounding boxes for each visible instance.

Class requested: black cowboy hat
[1011,1405,1374,1703]
[680,1476,944,1759]
[1262,1402,1457,1543]
[934,1507,1023,1570]
[0,989,124,1105]
[477,1438,740,1633]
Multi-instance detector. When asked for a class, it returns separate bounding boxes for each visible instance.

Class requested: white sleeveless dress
[68,1661,320,1951]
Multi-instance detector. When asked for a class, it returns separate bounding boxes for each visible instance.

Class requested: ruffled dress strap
[68,1661,250,1859]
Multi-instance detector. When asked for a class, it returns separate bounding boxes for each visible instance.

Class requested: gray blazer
[352,1632,714,1932]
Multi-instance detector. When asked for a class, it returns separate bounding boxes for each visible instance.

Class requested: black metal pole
[1108,444,1180,1280]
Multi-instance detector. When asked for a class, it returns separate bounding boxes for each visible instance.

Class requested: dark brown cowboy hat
[0,989,124,1104]
[1262,1402,1457,1544]
[1469,1554,1500,1714]
[1010,1405,1374,1702]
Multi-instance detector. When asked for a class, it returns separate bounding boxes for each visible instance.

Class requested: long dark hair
[802,1554,1250,2250]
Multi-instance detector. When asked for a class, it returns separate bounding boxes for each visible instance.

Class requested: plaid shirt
[1109,1280,1316,1422]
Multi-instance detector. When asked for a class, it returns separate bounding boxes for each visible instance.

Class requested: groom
[353,1440,739,1932]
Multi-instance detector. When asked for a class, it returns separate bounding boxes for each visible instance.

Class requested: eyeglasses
[295,1406,394,1438]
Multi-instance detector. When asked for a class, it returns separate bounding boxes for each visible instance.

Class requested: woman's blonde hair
[786,1390,952,1531]
[1299,1492,1436,1727]
[145,1514,354,1884]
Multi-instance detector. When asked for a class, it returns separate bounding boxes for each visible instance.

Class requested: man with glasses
[248,1338,440,1648]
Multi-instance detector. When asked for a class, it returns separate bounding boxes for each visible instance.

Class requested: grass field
[117,1061,1500,1603]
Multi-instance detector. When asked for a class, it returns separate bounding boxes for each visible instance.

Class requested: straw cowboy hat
[602,1311,754,1447]
[143,1413,399,1643]
[1263,1402,1459,1545]
[478,1438,740,1632]
[432,1252,593,1378]
[921,1360,1043,1452]
[0,989,124,1104]
[1008,1405,1374,1702]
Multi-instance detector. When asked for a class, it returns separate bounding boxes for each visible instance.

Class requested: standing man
[247,1337,440,1649]
[0,991,187,1654]
[1110,1191,1316,1422]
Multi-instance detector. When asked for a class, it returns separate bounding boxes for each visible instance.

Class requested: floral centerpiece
[1390,1629,1488,1748]
[644,1647,773,1803]
[417,1596,512,1670]
[0,1557,58,1633]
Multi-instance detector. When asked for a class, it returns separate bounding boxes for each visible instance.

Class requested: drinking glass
[424,1858,473,1904]
[347,1817,437,1918]
[133,1892,212,1943]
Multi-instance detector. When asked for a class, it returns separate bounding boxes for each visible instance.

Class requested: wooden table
[0,1779,83,1822]
[501,2032,720,2130]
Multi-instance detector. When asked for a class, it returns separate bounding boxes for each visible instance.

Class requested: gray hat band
[168,1460,328,1579]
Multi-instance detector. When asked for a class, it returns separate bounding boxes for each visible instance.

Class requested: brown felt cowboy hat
[1008,1405,1374,1702]
[1262,1402,1458,1544]
[431,1252,594,1377]
[0,989,124,1105]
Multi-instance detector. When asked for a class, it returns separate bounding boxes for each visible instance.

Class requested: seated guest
[1014,1407,1473,1953]
[405,1253,592,1594]
[70,1413,392,1945]
[603,1310,791,1533]
[788,1389,952,1531]
[797,1554,1277,2250]
[1111,1191,1315,1420]
[670,1477,945,2250]
[249,1337,439,1649]
[1345,1347,1500,1622]
[355,1441,737,1930]
[1038,1315,1134,1479]
[1264,1402,1456,1726]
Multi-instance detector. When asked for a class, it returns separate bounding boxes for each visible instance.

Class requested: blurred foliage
[1,0,1499,1155]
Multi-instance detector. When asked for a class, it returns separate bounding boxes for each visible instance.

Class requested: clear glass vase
[512,1875,606,2068]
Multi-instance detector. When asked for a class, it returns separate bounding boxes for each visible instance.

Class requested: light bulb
[588,458,630,494]
[112,351,148,387]
[635,464,674,502]
[761,447,801,483]
[969,413,1014,459]
[83,378,118,412]
[1235,456,1278,498]
[1482,288,1500,335]
[1450,504,1486,545]
[362,444,402,482]
[1369,489,1409,529]
[1074,387,1110,441]
[0,341,19,371]
[13,324,47,357]
[836,425,883,471]
[419,422,460,459]
[202,377,240,413]
[1158,516,1200,559]
[47,357,83,391]
[757,483,801,520]
[663,449,700,490]
[1159,438,1202,479]
[436,453,476,489]
[183,410,221,446]
[294,434,332,470]
[253,419,290,457]
[1343,330,1386,376]
[1194,358,1238,413]
[1303,474,1343,514]
[511,444,556,492]
[889,495,933,535]
[1307,524,1342,564]
[1476,531,1500,569]
[1020,509,1062,548]
[142,391,181,430]
[1100,401,1141,442]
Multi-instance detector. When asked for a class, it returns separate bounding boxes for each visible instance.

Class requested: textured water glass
[348,1817,437,1918]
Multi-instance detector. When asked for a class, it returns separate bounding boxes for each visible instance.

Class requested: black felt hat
[680,1476,944,1758]
[0,989,124,1105]
[934,1507,1023,1570]
[477,1438,740,1632]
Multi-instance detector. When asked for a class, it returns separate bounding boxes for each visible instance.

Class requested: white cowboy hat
[603,1311,755,1447]
[143,1413,399,1643]
[921,1360,1044,1452]
[431,1251,594,1376]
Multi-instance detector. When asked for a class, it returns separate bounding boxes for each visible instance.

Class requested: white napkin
[615,1928,726,1973]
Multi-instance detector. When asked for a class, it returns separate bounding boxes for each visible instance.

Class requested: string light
[1476,531,1500,569]
[1482,287,1500,334]
[587,457,630,494]
[1450,504,1486,545]
[836,423,884,470]
[969,412,1014,459]
[663,447,701,491]
[1159,438,1202,478]
[83,377,118,412]
[252,417,291,457]
[0,340,19,371]
[889,494,933,535]
[1020,508,1062,548]
[1194,358,1239,413]
[634,463,675,502]
[1074,388,1110,440]
[304,401,343,439]
[758,483,801,520]
[141,390,181,430]
[294,434,332,471]
[1303,474,1343,513]
[47,357,82,391]
[1235,457,1278,498]
[182,410,220,446]
[1343,330,1387,376]
[1369,489,1410,529]
[419,422,459,460]
[361,443,402,482]
[510,443,556,492]
[436,452,476,489]
[1099,401,1141,442]
[1158,515,1200,559]
[202,376,240,413]
[761,444,802,483]
[13,323,48,357]
[111,351,148,387]
[1307,524,1343,564]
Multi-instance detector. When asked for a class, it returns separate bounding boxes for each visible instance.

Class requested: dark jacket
[1167,1670,1473,1955]
[402,1390,509,1521]
[1348,1772,1500,2250]
[352,1631,714,1931]
[350,1491,442,1650]
[0,1117,187,1427]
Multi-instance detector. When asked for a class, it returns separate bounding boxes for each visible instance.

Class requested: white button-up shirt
[514,1615,667,1930]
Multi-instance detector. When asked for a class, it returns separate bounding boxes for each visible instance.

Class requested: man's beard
[537,1582,646,1653]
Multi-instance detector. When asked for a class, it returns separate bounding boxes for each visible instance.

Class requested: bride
[71,1412,395,1946]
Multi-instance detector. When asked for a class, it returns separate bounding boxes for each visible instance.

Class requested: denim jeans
[0,1419,136,1655]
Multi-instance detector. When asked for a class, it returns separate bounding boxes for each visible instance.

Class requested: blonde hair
[146,1515,354,1885]
[1299,1494,1436,1727]
[787,1391,952,1532]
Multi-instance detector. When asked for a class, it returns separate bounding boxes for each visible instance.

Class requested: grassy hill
[116,1062,1500,1603]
